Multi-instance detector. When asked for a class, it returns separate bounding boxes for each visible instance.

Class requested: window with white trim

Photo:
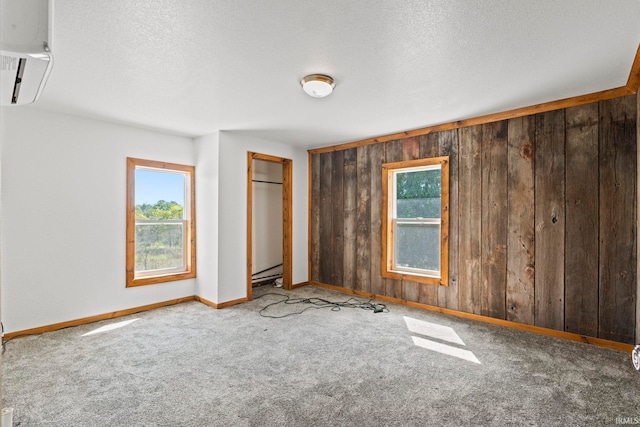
[382,156,449,286]
[126,158,196,287]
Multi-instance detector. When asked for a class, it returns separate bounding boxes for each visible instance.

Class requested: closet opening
[246,152,293,300]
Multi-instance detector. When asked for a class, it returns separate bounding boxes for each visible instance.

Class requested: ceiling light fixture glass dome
[300,74,335,98]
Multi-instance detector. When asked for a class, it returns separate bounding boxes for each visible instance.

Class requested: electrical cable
[255,293,389,318]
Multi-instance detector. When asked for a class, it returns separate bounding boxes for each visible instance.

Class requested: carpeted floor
[2,285,640,426]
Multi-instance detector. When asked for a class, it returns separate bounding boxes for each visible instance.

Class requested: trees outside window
[126,158,196,287]
[382,156,449,286]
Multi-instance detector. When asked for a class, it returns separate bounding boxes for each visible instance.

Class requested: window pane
[135,169,185,220]
[396,169,441,219]
[127,158,196,287]
[395,223,440,272]
[135,223,184,272]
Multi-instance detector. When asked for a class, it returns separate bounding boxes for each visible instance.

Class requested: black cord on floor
[255,293,389,318]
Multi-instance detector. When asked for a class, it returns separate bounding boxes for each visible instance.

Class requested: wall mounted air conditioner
[0,0,54,106]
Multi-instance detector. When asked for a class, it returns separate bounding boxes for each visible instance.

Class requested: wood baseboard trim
[194,295,217,308]
[216,297,248,308]
[6,294,255,341]
[4,296,197,341]
[10,282,627,352]
[195,295,248,309]
[310,282,635,353]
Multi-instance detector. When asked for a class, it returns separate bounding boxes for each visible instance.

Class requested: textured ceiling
[26,0,640,148]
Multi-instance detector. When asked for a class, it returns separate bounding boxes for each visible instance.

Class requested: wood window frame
[126,157,196,287]
[381,156,449,286]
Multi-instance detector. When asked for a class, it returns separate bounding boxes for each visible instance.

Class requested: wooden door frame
[637,92,640,345]
[247,152,293,300]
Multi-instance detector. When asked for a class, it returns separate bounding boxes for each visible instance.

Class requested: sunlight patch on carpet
[411,336,481,364]
[404,316,481,364]
[82,319,140,336]
[404,316,465,345]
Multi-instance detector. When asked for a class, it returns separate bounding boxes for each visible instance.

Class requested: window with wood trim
[382,157,449,286]
[126,158,196,287]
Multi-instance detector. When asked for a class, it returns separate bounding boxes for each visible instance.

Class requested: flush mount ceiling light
[300,74,335,98]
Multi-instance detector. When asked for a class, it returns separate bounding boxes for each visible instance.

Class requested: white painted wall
[218,131,308,303]
[0,104,3,399]
[194,132,219,303]
[0,111,309,329]
[252,160,283,280]
[0,107,197,333]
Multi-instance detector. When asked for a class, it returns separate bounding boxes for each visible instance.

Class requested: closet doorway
[246,152,292,300]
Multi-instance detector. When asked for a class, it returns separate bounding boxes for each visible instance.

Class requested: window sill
[382,270,447,286]
[126,270,196,287]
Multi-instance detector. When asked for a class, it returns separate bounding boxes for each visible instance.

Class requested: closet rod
[252,263,283,277]
[252,179,282,185]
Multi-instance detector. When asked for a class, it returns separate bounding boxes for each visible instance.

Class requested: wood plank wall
[310,94,638,344]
